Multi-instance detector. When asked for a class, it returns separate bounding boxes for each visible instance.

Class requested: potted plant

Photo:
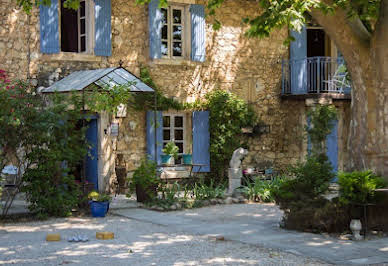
[128,158,160,203]
[182,140,192,164]
[161,141,179,165]
[88,191,111,217]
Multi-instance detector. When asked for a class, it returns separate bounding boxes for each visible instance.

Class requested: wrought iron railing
[282,56,351,95]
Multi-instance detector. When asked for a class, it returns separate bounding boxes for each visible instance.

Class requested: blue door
[85,119,98,190]
[326,120,338,179]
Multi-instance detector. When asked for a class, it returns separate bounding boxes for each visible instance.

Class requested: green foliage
[0,71,87,217]
[338,170,386,205]
[162,141,179,159]
[88,191,111,202]
[307,105,337,156]
[238,177,286,202]
[206,0,378,42]
[128,158,160,201]
[203,90,257,181]
[192,179,226,200]
[273,155,334,208]
[86,82,135,114]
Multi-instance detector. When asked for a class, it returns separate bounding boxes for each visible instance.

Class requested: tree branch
[309,5,370,65]
[347,16,372,42]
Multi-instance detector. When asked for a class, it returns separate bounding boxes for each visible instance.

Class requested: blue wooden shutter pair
[148,1,205,62]
[40,0,111,56]
[146,111,210,172]
[290,27,307,94]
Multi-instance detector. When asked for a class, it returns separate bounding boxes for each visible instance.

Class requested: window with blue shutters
[148,1,205,62]
[146,111,210,172]
[40,0,111,56]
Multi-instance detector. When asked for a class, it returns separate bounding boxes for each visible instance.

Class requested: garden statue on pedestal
[228,148,248,194]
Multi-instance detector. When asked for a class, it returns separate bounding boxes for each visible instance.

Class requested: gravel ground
[0,214,329,266]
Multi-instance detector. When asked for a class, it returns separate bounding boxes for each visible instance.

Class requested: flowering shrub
[0,70,86,217]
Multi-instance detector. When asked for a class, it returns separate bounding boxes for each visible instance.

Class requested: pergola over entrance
[40,66,156,191]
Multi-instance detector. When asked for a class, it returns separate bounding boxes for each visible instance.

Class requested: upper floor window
[148,1,205,62]
[161,6,185,58]
[39,0,112,56]
[60,0,91,53]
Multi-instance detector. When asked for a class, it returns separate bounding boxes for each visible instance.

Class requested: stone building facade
[0,0,351,191]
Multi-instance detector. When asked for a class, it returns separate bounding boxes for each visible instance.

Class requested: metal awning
[41,67,154,93]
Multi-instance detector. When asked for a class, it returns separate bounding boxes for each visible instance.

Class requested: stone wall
[0,0,350,188]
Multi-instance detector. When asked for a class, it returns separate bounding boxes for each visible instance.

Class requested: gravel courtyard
[0,214,327,266]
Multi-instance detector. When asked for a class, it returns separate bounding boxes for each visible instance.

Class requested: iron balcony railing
[282,56,351,95]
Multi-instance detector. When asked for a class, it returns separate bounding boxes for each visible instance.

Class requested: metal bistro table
[157,163,207,182]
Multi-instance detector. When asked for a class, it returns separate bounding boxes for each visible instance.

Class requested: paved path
[113,203,388,265]
[0,215,325,265]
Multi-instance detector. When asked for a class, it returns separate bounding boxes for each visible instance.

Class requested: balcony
[281,57,351,100]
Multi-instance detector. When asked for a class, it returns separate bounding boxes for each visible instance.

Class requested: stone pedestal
[228,168,242,194]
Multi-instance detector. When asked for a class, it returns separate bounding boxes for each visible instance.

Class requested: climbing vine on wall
[306,104,337,157]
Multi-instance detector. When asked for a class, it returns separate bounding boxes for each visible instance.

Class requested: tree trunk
[311,4,388,178]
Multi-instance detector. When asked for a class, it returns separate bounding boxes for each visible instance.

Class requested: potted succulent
[161,141,179,165]
[88,191,111,217]
[128,158,159,203]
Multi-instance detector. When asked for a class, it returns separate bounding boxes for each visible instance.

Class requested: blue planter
[182,154,192,164]
[89,201,109,217]
[161,154,173,164]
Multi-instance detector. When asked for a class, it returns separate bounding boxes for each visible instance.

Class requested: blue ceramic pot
[89,201,109,217]
[182,154,192,164]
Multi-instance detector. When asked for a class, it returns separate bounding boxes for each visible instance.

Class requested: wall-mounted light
[241,123,270,137]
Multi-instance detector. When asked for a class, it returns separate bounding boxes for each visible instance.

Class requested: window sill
[40,52,103,62]
[149,58,201,67]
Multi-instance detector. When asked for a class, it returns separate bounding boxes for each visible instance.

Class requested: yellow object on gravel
[46,233,61,241]
[96,232,114,240]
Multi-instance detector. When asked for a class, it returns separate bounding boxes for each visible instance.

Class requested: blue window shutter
[326,119,338,174]
[94,0,111,56]
[192,111,210,172]
[190,4,206,62]
[39,1,59,54]
[148,0,162,59]
[85,119,99,190]
[146,111,163,164]
[290,26,307,94]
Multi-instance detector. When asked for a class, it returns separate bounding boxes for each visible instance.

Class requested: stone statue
[229,147,248,169]
[228,147,248,194]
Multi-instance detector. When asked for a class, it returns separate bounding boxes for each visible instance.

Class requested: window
[60,0,92,53]
[163,114,185,163]
[160,5,186,58]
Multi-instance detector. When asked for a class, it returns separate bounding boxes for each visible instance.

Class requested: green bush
[128,158,160,202]
[338,170,386,205]
[273,155,334,209]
